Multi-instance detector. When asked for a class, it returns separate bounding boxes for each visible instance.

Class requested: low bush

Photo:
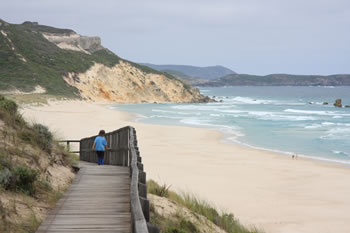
[12,166,38,195]
[19,123,53,152]
[0,168,14,189]
[32,123,53,152]
[0,95,18,115]
[150,207,200,233]
[0,96,27,129]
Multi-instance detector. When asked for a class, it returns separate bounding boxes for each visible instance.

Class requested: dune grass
[148,179,263,233]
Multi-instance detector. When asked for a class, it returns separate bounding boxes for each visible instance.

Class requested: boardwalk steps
[37,126,158,233]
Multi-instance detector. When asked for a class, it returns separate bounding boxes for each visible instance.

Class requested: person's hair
[98,130,105,136]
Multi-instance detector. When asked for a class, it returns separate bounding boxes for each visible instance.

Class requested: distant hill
[197,73,350,86]
[0,19,209,103]
[160,69,206,85]
[140,63,236,80]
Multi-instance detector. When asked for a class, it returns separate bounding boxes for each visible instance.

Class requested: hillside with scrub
[0,95,77,232]
[0,19,210,103]
[148,180,263,233]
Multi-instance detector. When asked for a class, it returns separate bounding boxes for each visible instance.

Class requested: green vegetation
[11,166,39,195]
[0,95,76,232]
[0,20,194,97]
[0,21,121,96]
[199,73,350,87]
[148,180,263,233]
[150,210,200,233]
[19,123,53,152]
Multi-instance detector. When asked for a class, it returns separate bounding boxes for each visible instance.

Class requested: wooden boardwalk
[37,161,131,233]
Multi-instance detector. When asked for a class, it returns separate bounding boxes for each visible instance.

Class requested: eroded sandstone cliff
[64,61,206,103]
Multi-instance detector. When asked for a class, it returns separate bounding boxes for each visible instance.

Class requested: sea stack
[334,99,342,107]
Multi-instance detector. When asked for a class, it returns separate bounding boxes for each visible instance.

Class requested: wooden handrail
[129,127,149,233]
[79,126,158,233]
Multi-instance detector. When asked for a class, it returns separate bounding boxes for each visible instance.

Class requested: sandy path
[21,101,350,233]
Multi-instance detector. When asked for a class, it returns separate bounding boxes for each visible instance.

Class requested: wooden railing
[79,126,159,233]
[58,140,80,153]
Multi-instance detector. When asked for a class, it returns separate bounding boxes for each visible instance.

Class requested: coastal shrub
[0,96,18,114]
[12,166,38,195]
[150,207,200,233]
[32,123,53,152]
[0,96,27,129]
[0,168,14,189]
[19,123,53,152]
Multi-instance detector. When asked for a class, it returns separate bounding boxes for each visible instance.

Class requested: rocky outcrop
[42,32,104,54]
[334,99,342,108]
[64,61,206,103]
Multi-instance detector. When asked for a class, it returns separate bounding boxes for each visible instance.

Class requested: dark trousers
[96,151,104,165]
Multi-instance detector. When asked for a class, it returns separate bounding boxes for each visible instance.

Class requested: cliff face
[64,61,204,103]
[0,20,208,103]
[42,32,104,54]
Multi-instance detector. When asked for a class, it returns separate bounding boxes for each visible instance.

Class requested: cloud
[0,0,349,74]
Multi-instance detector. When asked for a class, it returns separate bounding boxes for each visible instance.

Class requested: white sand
[22,101,350,233]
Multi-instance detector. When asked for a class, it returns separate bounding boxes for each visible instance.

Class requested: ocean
[113,86,350,164]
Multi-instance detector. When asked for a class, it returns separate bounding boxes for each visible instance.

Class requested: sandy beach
[21,101,350,233]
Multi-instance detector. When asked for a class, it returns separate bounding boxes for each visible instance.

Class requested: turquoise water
[113,86,350,164]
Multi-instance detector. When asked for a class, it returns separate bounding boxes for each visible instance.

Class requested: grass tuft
[148,179,172,198]
[148,179,263,233]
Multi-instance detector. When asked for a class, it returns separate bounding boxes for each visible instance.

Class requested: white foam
[321,127,350,140]
[253,113,317,121]
[305,124,322,129]
[149,115,183,120]
[230,96,274,105]
[322,122,335,126]
[180,118,244,137]
[172,104,233,111]
[284,109,337,115]
[152,109,200,115]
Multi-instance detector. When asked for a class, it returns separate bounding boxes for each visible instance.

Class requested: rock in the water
[323,102,328,105]
[334,99,342,107]
[199,96,216,103]
[345,105,350,108]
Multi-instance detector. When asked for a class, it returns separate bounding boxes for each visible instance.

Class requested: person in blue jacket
[92,130,108,165]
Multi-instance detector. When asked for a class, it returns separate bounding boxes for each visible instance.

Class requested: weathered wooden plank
[37,162,131,233]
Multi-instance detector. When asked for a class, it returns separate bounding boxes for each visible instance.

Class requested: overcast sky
[1,0,349,75]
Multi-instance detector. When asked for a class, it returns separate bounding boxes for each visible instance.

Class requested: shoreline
[113,105,350,167]
[21,100,350,233]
